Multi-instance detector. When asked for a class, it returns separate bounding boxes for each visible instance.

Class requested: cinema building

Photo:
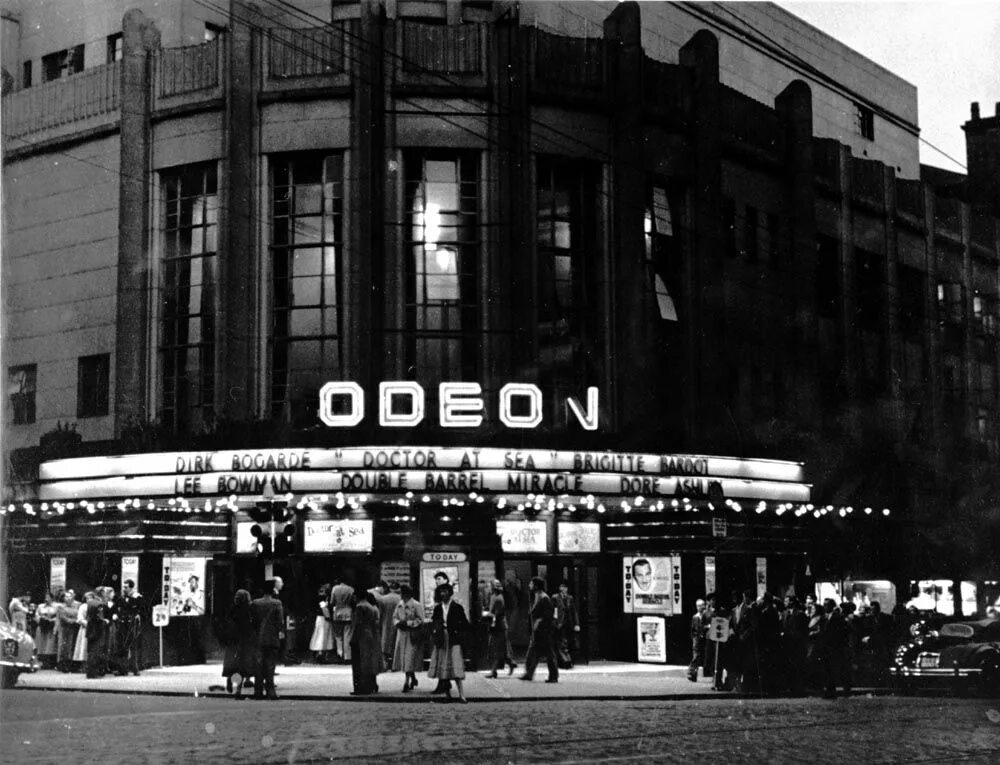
[3,0,999,664]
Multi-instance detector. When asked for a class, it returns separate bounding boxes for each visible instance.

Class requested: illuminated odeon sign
[318,381,600,430]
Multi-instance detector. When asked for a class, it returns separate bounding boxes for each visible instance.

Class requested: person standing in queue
[370,580,401,668]
[118,579,145,676]
[427,583,469,703]
[329,577,354,663]
[687,598,708,682]
[222,589,257,699]
[251,580,284,700]
[552,582,580,670]
[485,579,516,677]
[521,577,558,683]
[392,584,424,692]
[350,590,385,695]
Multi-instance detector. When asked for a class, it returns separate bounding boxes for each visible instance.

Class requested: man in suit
[330,577,355,663]
[687,597,708,682]
[521,576,558,683]
[552,582,580,669]
[251,579,285,700]
[118,580,145,676]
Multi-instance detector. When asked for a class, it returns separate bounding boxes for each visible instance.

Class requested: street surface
[2,688,1000,764]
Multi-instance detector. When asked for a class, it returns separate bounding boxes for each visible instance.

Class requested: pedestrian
[687,598,708,682]
[485,579,516,677]
[250,580,284,701]
[85,591,109,679]
[781,595,808,694]
[552,582,580,669]
[731,589,756,693]
[350,590,385,695]
[72,592,93,671]
[521,576,558,683]
[329,577,354,663]
[118,579,145,676]
[430,571,454,696]
[8,593,29,632]
[308,583,334,663]
[756,592,781,696]
[427,582,469,703]
[34,592,58,668]
[55,590,76,672]
[222,589,257,699]
[372,580,401,668]
[392,584,424,692]
[820,598,851,698]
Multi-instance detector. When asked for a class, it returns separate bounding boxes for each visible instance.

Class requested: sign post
[707,616,731,684]
[151,605,170,667]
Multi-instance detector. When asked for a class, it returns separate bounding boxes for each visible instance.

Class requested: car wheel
[0,667,19,689]
[978,656,1000,697]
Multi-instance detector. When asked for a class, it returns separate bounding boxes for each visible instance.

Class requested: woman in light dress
[72,592,94,667]
[35,592,59,667]
[309,583,334,662]
[391,584,423,692]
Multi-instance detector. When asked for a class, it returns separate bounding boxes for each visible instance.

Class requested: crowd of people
[211,572,581,702]
[8,580,145,679]
[686,589,967,698]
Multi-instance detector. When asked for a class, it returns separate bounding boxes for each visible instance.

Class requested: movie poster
[637,616,667,663]
[163,556,208,616]
[623,556,674,614]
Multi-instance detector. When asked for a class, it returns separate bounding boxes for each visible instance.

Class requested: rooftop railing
[269,25,346,78]
[400,21,485,75]
[156,38,220,97]
[2,62,120,142]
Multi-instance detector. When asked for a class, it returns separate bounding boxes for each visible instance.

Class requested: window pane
[293,276,322,306]
[292,247,323,277]
[290,308,322,337]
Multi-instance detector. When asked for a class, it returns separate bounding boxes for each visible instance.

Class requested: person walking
[250,580,284,700]
[350,590,385,695]
[392,584,424,692]
[430,571,454,696]
[222,589,257,699]
[485,579,516,677]
[374,581,401,668]
[552,582,580,670]
[329,577,354,663]
[308,584,334,663]
[521,577,558,683]
[427,583,469,703]
[687,598,708,682]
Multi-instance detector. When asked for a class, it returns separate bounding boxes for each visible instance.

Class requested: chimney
[963,100,1000,215]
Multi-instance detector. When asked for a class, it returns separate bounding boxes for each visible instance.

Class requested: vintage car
[0,606,38,688]
[891,618,1000,695]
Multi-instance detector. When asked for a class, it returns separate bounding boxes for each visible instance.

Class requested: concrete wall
[2,134,120,449]
[523,1,920,179]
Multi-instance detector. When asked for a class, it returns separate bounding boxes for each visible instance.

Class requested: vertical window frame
[77,353,111,418]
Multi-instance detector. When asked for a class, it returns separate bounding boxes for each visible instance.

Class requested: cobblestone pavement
[3,687,999,764]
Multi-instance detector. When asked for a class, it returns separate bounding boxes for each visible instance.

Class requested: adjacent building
[2,0,998,664]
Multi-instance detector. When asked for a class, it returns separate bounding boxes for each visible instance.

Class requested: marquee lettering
[317,382,600,430]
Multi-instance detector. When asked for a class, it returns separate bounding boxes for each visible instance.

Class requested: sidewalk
[16,661,732,702]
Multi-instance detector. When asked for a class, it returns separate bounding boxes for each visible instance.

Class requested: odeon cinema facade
[0,1,899,665]
[14,383,855,666]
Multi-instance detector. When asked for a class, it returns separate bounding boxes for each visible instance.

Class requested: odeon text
[318,381,600,430]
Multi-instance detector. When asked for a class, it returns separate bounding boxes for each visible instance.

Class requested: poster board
[162,556,208,616]
[496,520,548,553]
[557,522,601,553]
[380,561,411,588]
[623,555,676,615]
[303,520,373,553]
[637,616,667,663]
[121,555,139,589]
[50,557,66,593]
[418,559,470,619]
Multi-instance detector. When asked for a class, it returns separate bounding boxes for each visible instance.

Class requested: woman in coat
[84,593,109,678]
[391,584,423,692]
[72,592,93,668]
[428,583,469,702]
[34,592,58,668]
[485,579,515,677]
[221,589,256,699]
[349,591,385,695]
[308,583,334,663]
